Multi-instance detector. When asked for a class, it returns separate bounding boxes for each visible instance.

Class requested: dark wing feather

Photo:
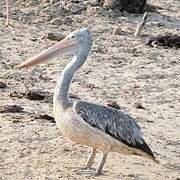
[73,100,155,158]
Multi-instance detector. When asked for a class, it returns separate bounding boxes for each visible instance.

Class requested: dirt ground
[0,0,180,179]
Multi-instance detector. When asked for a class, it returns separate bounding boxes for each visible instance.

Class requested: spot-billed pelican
[17,28,158,175]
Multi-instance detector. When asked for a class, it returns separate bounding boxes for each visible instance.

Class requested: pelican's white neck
[53,54,86,109]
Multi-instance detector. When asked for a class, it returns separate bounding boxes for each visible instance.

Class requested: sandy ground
[0,0,180,179]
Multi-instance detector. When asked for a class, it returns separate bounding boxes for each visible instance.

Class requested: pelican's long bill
[17,36,78,68]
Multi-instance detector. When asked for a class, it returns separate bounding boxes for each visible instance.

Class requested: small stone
[38,114,55,123]
[62,147,70,153]
[146,120,154,123]
[9,91,25,98]
[26,90,51,101]
[86,83,98,89]
[43,0,50,3]
[46,32,65,41]
[29,38,37,41]
[0,105,23,113]
[127,174,136,177]
[84,1,99,6]
[146,35,180,48]
[83,69,92,74]
[50,17,73,26]
[107,101,121,110]
[113,27,122,36]
[0,12,4,17]
[43,95,53,104]
[0,82,7,88]
[26,91,45,100]
[95,47,104,54]
[50,18,63,26]
[12,119,21,123]
[135,102,145,109]
[86,6,101,16]
[43,0,59,4]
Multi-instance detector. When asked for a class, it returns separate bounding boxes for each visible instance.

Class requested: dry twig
[5,0,10,26]
[5,0,13,27]
[135,12,148,37]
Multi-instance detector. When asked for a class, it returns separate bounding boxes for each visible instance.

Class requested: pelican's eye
[71,35,76,39]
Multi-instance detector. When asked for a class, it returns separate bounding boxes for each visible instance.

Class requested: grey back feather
[73,100,143,146]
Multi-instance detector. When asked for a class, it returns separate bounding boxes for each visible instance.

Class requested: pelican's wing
[73,100,155,158]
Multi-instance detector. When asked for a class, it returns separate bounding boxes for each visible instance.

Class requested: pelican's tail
[132,146,159,164]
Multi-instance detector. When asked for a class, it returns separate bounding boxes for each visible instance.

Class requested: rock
[0,82,7,88]
[43,0,50,3]
[46,32,65,41]
[29,38,37,41]
[107,101,121,109]
[50,17,73,26]
[66,3,86,14]
[50,18,63,26]
[26,90,79,103]
[12,119,21,123]
[0,105,23,113]
[0,12,4,17]
[86,6,102,15]
[43,0,59,5]
[84,1,99,7]
[99,0,147,13]
[26,90,50,101]
[113,27,122,36]
[62,147,70,152]
[146,120,154,123]
[86,83,99,89]
[83,69,92,74]
[146,35,180,48]
[144,85,163,93]
[135,74,151,80]
[38,114,55,123]
[135,102,145,109]
[94,47,104,54]
[10,91,25,98]
[100,0,123,10]
[43,95,53,104]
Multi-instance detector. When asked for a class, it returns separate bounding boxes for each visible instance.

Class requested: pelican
[17,28,158,175]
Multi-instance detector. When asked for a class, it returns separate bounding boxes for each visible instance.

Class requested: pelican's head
[17,28,92,68]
